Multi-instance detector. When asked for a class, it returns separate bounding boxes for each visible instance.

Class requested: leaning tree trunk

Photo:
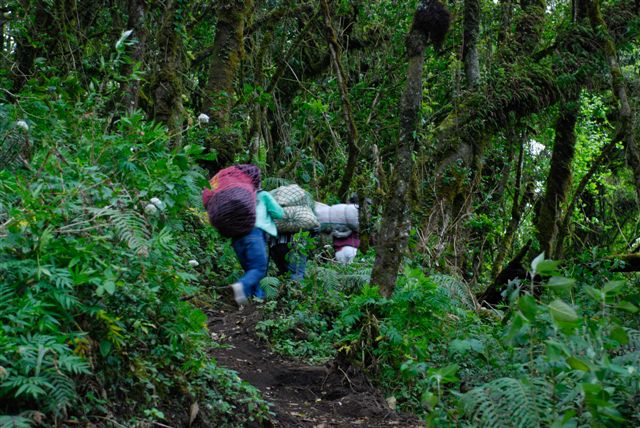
[536,102,578,259]
[371,0,449,297]
[555,132,619,257]
[201,0,254,177]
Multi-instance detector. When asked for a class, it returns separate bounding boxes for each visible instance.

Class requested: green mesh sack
[275,206,320,233]
[270,185,313,208]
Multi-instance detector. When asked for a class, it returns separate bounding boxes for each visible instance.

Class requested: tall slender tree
[536,102,579,258]
[371,0,450,297]
[201,0,254,176]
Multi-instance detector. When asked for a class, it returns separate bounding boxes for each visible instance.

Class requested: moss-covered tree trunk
[121,0,147,113]
[555,136,618,257]
[586,0,640,202]
[151,0,184,145]
[428,0,547,267]
[201,0,253,177]
[515,0,546,52]
[370,0,438,297]
[536,103,578,258]
[462,0,480,87]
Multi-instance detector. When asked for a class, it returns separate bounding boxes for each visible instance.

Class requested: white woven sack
[328,204,359,231]
[314,202,333,232]
[275,205,320,233]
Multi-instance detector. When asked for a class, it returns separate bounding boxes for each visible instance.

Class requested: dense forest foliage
[1,0,639,426]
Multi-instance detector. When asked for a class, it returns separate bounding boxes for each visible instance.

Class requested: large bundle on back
[271,184,313,207]
[315,203,359,237]
[202,165,260,238]
[314,202,332,233]
[270,184,319,233]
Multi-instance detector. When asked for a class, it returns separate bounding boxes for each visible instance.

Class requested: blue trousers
[231,228,268,299]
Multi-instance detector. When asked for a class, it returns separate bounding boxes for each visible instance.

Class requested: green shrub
[0,78,269,425]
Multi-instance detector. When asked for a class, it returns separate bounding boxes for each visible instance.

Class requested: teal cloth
[255,191,284,237]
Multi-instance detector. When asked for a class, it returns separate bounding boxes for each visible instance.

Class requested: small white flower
[628,366,636,375]
[188,259,199,267]
[144,203,158,215]
[16,120,29,131]
[150,197,164,209]
[197,113,210,124]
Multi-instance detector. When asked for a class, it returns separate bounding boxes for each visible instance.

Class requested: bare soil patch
[207,304,423,427]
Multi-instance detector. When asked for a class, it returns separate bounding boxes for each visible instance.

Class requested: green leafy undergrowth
[256,250,640,427]
[0,86,269,426]
[255,258,374,364]
[257,261,475,419]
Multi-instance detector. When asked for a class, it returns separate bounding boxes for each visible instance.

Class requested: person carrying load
[202,165,283,306]
[268,184,319,280]
[315,200,360,264]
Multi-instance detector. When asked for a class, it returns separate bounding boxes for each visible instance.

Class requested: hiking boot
[230,282,247,306]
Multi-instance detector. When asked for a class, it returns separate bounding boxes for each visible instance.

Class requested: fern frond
[151,226,176,252]
[340,268,371,291]
[431,274,477,310]
[56,353,90,375]
[307,266,371,293]
[89,207,150,253]
[45,372,76,414]
[0,281,14,310]
[0,414,36,428]
[462,377,553,428]
[260,276,281,299]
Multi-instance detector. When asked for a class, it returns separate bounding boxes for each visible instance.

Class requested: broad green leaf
[605,362,630,376]
[581,382,603,395]
[449,339,485,356]
[428,364,459,383]
[550,411,577,428]
[598,406,625,422]
[518,295,538,321]
[566,356,591,371]
[504,312,526,341]
[536,260,561,276]
[548,299,579,324]
[421,390,438,410]
[546,339,571,361]
[609,326,629,345]
[603,280,625,296]
[614,301,638,313]
[104,280,116,295]
[545,276,576,292]
[585,286,604,302]
[100,340,112,357]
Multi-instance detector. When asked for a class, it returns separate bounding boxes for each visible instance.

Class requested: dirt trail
[207,305,423,428]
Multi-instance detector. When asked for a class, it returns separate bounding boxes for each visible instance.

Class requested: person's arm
[261,191,284,219]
